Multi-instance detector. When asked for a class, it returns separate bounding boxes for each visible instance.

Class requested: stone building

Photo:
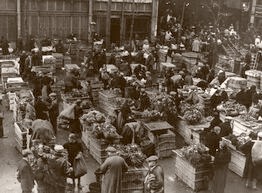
[0,0,158,43]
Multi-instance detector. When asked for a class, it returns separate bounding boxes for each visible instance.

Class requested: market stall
[173,145,212,192]
[142,121,175,158]
[222,135,249,177]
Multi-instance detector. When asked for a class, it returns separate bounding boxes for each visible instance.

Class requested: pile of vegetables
[217,100,246,116]
[239,114,257,122]
[113,144,147,167]
[132,109,162,121]
[224,133,251,148]
[180,144,211,166]
[184,108,203,125]
[91,122,119,140]
[179,102,204,116]
[81,110,106,126]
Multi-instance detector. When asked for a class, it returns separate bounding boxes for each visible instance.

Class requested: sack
[73,154,87,177]
[59,104,76,119]
[252,141,262,165]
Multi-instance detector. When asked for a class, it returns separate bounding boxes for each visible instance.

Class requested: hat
[49,92,57,97]
[225,116,233,121]
[146,155,159,162]
[170,91,177,96]
[22,149,33,157]
[69,133,77,140]
[141,88,146,92]
[54,145,64,153]
[105,146,117,152]
[258,132,262,138]
[76,99,82,104]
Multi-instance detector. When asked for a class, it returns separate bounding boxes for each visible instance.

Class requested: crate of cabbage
[173,145,212,192]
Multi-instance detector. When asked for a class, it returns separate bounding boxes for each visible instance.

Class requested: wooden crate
[173,149,210,192]
[155,130,176,158]
[82,130,92,150]
[228,147,247,177]
[122,167,148,193]
[89,135,108,164]
[176,119,209,145]
[14,122,29,153]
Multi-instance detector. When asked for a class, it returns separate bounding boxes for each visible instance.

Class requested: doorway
[111,18,120,45]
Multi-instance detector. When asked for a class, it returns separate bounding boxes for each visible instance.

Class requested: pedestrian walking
[211,140,231,193]
[63,133,84,189]
[100,146,129,193]
[16,149,35,193]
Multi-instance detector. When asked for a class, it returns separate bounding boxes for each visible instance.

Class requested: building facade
[0,0,158,43]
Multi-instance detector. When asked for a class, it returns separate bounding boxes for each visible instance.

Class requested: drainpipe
[106,0,112,50]
[88,0,93,43]
[17,0,21,38]
[250,0,257,24]
[151,0,159,40]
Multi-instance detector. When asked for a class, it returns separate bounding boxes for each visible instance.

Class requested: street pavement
[0,98,261,193]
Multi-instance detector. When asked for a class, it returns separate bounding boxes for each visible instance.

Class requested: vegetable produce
[224,133,251,148]
[218,100,247,116]
[81,110,105,125]
[113,144,147,167]
[180,144,211,166]
[91,122,118,140]
[184,108,203,125]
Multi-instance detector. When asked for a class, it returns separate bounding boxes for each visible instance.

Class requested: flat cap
[105,146,117,152]
[146,155,159,162]
[22,149,33,157]
[258,132,262,138]
[54,145,64,152]
[49,92,57,97]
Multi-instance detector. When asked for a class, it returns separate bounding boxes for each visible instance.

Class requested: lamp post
[181,1,189,27]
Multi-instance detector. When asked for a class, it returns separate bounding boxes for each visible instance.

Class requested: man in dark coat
[138,88,151,111]
[100,146,129,193]
[205,126,221,156]
[211,140,231,193]
[63,133,83,188]
[219,117,233,138]
[17,150,35,193]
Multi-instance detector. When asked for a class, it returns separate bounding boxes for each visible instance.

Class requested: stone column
[151,0,159,40]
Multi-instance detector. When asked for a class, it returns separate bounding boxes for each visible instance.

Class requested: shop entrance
[110,18,120,45]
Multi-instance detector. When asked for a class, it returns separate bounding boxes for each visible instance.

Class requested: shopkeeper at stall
[64,69,82,93]
[138,88,151,111]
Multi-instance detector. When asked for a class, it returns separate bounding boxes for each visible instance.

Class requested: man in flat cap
[100,146,128,193]
[144,155,164,193]
[17,149,35,193]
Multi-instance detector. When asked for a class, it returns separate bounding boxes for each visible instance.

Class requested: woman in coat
[211,140,231,193]
[100,146,128,193]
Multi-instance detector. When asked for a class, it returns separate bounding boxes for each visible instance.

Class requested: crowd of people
[2,14,261,193]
